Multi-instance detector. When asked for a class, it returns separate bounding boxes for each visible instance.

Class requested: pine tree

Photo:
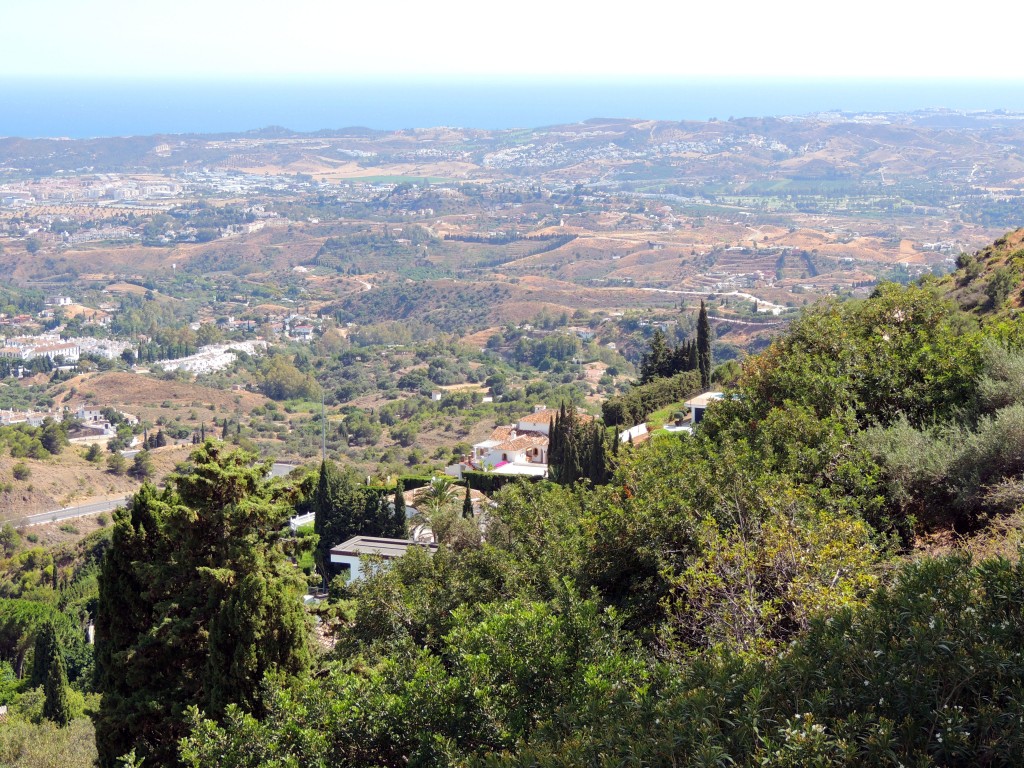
[697,300,712,389]
[640,329,670,383]
[41,626,71,727]
[382,483,407,539]
[95,443,310,767]
[206,570,310,717]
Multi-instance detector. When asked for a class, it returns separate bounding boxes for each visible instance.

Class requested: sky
[2,0,1022,81]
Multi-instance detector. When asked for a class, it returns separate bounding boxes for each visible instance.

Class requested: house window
[502,453,508,461]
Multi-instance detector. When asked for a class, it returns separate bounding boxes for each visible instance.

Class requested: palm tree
[419,475,460,518]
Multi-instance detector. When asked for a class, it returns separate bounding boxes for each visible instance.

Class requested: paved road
[5,495,131,528]
[4,462,300,528]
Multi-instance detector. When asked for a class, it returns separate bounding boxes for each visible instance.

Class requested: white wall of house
[329,553,365,581]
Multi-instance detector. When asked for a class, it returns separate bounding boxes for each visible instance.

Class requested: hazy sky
[3,0,1021,81]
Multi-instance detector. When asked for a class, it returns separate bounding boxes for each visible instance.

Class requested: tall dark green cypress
[697,300,712,389]
[41,627,71,727]
[462,481,473,519]
[313,459,345,579]
[586,423,607,485]
[29,618,58,689]
[392,480,408,536]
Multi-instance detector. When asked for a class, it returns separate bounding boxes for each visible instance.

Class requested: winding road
[3,463,301,528]
[5,496,131,528]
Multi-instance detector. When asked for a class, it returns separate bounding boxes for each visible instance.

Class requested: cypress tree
[587,423,607,485]
[463,481,473,519]
[42,628,72,727]
[313,459,343,580]
[29,619,58,688]
[393,483,405,528]
[697,300,712,389]
[385,483,405,536]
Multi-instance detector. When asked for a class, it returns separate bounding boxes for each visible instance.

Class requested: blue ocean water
[1,78,1023,138]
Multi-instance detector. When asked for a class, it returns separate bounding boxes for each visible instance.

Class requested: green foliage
[0,523,19,557]
[602,371,701,427]
[311,460,403,580]
[181,553,1024,767]
[985,264,1018,308]
[0,715,97,768]
[41,624,72,727]
[697,299,712,389]
[548,403,608,486]
[459,471,530,496]
[93,442,311,768]
[127,449,153,479]
[0,599,76,680]
[29,619,59,689]
[639,328,701,383]
[743,283,983,428]
[105,452,126,475]
[258,355,321,401]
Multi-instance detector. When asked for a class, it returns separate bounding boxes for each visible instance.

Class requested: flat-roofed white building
[329,536,439,581]
[684,391,726,426]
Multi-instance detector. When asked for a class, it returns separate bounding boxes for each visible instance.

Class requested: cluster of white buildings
[158,340,267,375]
[0,335,80,363]
[0,408,53,428]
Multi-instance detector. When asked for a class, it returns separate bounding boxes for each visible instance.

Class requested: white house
[453,406,594,479]
[684,391,726,426]
[329,536,439,581]
[77,405,104,423]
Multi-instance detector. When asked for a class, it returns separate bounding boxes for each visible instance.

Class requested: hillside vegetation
[939,227,1024,316]
[10,232,1024,766]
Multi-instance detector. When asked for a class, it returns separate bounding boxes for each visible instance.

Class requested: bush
[12,463,30,481]
[602,371,702,427]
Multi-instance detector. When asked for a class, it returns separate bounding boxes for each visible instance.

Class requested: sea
[1,78,1023,138]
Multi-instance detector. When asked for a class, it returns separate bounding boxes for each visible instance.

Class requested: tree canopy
[94,441,311,767]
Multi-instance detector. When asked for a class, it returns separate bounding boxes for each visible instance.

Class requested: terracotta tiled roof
[495,434,548,452]
[516,410,557,425]
[519,408,594,425]
[487,425,515,441]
